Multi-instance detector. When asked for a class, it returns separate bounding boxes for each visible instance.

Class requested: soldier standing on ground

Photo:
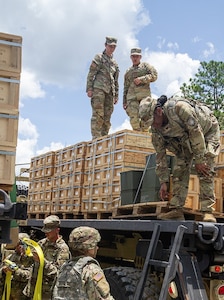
[0,233,33,300]
[53,226,114,300]
[123,48,158,131]
[139,95,220,222]
[23,215,70,300]
[86,36,119,139]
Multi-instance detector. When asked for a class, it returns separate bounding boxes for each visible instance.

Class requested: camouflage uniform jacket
[123,62,158,104]
[86,50,119,98]
[152,97,220,184]
[23,235,70,297]
[0,251,33,298]
[53,256,114,300]
[82,257,114,300]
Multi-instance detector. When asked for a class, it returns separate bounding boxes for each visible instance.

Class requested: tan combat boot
[157,208,185,221]
[203,213,217,223]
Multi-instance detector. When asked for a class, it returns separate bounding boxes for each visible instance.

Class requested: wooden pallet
[27,212,50,220]
[112,203,224,222]
[82,211,112,220]
[112,202,169,218]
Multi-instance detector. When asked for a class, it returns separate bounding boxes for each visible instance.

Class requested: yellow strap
[23,238,44,300]
[1,271,12,300]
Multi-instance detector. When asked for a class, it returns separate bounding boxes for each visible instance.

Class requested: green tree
[180,60,224,129]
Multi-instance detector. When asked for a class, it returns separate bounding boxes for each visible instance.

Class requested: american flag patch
[93,272,103,282]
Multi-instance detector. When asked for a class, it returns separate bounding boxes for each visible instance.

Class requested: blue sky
[1,0,224,177]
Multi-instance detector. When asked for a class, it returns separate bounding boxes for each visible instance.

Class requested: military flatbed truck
[2,30,224,299]
[19,213,224,300]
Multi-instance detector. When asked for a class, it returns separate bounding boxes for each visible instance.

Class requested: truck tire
[104,266,160,300]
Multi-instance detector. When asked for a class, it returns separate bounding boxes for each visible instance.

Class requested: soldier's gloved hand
[159,183,169,201]
[195,163,210,177]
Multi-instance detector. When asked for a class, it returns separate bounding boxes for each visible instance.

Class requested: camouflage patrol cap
[69,226,101,250]
[18,233,30,241]
[42,215,61,233]
[131,48,141,55]
[139,97,157,126]
[105,36,117,45]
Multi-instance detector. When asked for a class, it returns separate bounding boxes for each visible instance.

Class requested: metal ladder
[134,223,187,300]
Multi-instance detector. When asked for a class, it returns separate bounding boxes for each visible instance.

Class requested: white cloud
[20,69,45,101]
[18,117,39,139]
[36,142,65,156]
[1,0,205,175]
[144,51,200,97]
[192,36,201,43]
[167,42,179,51]
[110,119,132,134]
[203,42,215,58]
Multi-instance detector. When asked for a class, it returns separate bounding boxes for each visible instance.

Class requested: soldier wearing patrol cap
[86,36,119,139]
[23,215,70,300]
[123,47,158,131]
[139,95,220,222]
[53,226,114,300]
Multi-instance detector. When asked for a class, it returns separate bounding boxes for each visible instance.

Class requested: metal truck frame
[18,214,224,299]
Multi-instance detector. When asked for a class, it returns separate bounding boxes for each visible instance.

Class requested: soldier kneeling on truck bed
[139,95,220,222]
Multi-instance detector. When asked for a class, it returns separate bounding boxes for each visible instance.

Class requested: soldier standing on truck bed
[123,47,158,131]
[86,36,119,140]
[53,226,114,300]
[139,95,220,222]
[23,215,70,300]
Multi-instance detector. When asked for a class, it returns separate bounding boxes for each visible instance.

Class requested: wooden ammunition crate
[30,151,55,169]
[0,146,16,185]
[214,177,223,198]
[54,158,85,176]
[0,112,19,147]
[112,149,148,165]
[112,129,153,149]
[184,193,199,210]
[86,137,114,157]
[53,172,83,187]
[216,151,224,166]
[0,72,20,114]
[188,174,200,193]
[55,142,87,164]
[28,201,51,214]
[81,197,111,212]
[51,199,80,213]
[0,32,22,74]
[29,178,53,192]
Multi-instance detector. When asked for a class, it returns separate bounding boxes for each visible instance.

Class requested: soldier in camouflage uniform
[86,37,119,139]
[23,215,70,300]
[123,48,158,131]
[53,226,114,300]
[139,95,220,222]
[0,233,33,300]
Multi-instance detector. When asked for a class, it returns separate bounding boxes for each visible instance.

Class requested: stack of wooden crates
[28,130,224,218]
[28,130,154,217]
[0,32,22,191]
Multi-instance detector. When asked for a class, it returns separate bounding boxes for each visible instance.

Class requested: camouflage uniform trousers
[10,278,31,300]
[91,88,114,139]
[170,150,216,212]
[126,97,151,131]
